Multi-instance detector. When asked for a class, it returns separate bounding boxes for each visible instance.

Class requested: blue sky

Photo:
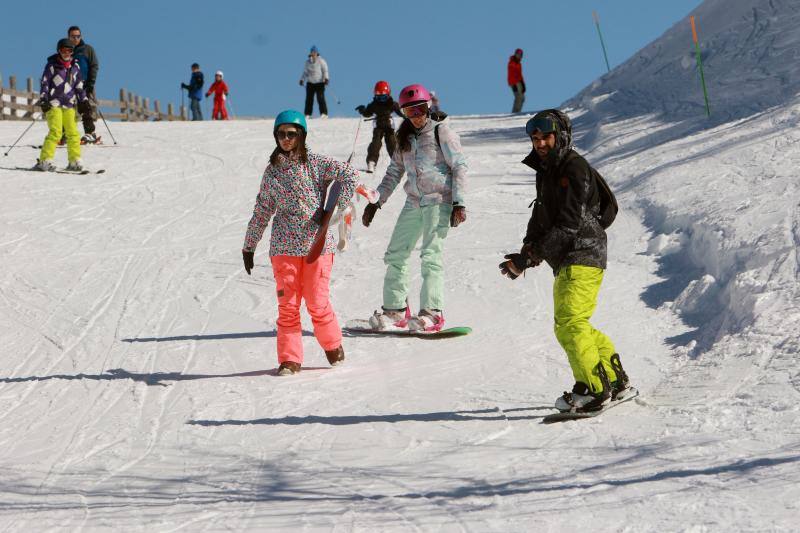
[4,0,702,118]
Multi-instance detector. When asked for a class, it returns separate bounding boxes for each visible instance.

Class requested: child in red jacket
[206,70,229,120]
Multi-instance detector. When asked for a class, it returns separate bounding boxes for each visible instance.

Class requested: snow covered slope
[0,0,799,528]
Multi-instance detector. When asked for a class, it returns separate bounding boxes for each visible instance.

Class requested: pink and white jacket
[243,152,358,257]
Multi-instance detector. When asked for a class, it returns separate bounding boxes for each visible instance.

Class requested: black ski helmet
[526,109,573,159]
[57,38,75,52]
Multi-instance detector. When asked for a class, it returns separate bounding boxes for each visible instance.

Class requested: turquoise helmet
[274,110,307,133]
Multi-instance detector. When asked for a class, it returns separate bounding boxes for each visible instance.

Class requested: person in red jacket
[206,70,230,120]
[507,48,525,113]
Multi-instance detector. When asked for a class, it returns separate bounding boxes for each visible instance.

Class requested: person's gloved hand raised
[450,205,466,227]
[362,202,380,227]
[499,243,541,280]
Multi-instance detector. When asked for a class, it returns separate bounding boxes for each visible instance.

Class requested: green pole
[691,16,711,117]
[593,11,611,73]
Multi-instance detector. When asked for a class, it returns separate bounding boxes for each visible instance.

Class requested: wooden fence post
[26,77,35,118]
[0,72,4,121]
[119,88,127,121]
[9,75,17,120]
[154,100,161,121]
[128,91,135,121]
[167,103,174,121]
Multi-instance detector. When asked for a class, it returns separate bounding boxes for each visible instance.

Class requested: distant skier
[499,109,632,413]
[361,84,468,332]
[181,63,204,121]
[35,38,89,172]
[355,80,403,173]
[205,70,229,120]
[68,26,100,143]
[299,45,329,119]
[507,48,525,113]
[241,110,358,376]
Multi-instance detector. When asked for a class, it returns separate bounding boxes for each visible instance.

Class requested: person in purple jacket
[35,38,89,172]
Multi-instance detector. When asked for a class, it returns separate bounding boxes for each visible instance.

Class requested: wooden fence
[0,73,187,121]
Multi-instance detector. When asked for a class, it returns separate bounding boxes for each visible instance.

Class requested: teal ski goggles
[526,115,558,136]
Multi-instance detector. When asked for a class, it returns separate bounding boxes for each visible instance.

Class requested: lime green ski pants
[553,265,618,393]
[40,107,81,163]
[383,202,452,310]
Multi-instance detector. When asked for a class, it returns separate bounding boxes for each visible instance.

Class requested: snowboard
[344,319,471,339]
[542,387,639,423]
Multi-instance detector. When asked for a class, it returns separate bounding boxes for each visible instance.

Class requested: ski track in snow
[1,98,800,528]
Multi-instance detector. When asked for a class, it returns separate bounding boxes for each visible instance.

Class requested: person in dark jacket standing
[507,48,525,113]
[181,63,204,121]
[499,109,632,413]
[356,80,403,173]
[68,26,100,143]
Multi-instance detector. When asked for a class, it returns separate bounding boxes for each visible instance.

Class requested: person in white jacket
[299,45,329,118]
[361,84,468,333]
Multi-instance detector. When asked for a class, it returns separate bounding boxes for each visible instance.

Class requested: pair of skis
[11,166,105,176]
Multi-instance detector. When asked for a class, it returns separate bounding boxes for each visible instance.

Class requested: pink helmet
[398,84,432,108]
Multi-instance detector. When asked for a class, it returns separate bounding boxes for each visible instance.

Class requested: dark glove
[242,250,254,275]
[85,83,94,96]
[181,83,188,89]
[450,205,466,227]
[77,99,90,114]
[355,105,366,114]
[362,202,380,227]
[38,99,52,113]
[299,80,304,86]
[499,244,541,280]
[324,79,329,86]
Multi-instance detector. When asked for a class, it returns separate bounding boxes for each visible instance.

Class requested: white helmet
[215,70,224,78]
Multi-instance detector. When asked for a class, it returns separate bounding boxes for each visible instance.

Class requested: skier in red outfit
[206,70,229,120]
[507,48,525,113]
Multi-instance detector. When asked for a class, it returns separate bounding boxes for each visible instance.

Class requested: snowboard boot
[366,161,376,173]
[66,159,84,172]
[81,132,98,144]
[609,353,632,400]
[325,345,345,366]
[369,307,411,330]
[555,381,611,413]
[34,159,56,172]
[408,308,444,333]
[277,361,301,376]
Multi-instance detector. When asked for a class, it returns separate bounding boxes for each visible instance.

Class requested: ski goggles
[277,130,300,140]
[525,115,558,136]
[402,102,429,118]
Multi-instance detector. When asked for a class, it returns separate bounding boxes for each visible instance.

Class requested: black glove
[77,99,90,114]
[450,205,466,227]
[499,244,542,280]
[355,105,366,114]
[85,83,94,96]
[362,202,380,227]
[242,250,254,275]
[181,83,188,89]
[38,99,52,113]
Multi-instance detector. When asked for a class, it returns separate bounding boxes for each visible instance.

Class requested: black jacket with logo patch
[521,148,607,273]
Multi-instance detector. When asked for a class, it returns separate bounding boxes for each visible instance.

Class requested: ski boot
[81,133,98,144]
[408,308,445,333]
[369,307,411,330]
[34,159,56,172]
[66,159,84,172]
[277,361,301,376]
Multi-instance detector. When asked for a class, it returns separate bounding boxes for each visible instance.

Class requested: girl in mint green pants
[361,84,468,332]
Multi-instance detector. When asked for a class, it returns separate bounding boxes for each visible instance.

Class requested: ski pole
[690,16,711,117]
[96,106,118,145]
[346,116,363,163]
[226,94,236,119]
[3,118,36,156]
[593,11,611,73]
[327,85,342,105]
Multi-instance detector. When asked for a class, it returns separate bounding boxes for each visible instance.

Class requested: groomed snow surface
[0,103,798,531]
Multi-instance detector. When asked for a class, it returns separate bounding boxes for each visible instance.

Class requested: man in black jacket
[68,26,100,143]
[499,109,632,413]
